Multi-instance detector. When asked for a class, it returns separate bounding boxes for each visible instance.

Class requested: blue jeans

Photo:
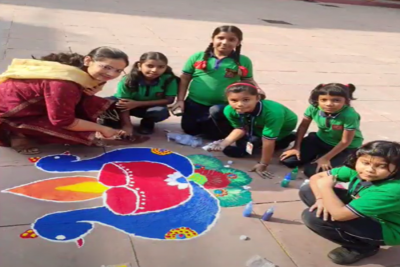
[181,98,232,140]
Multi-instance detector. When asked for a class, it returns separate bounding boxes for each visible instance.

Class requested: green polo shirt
[304,105,363,149]
[182,51,253,106]
[114,74,178,101]
[329,166,400,245]
[223,100,298,140]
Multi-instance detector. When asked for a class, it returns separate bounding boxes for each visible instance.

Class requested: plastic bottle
[243,201,253,217]
[290,167,299,180]
[284,172,291,180]
[281,179,290,188]
[261,206,275,221]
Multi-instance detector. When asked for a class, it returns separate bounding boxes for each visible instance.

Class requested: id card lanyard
[240,115,255,138]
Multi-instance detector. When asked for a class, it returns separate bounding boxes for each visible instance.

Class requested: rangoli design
[187,154,252,207]
[2,148,220,247]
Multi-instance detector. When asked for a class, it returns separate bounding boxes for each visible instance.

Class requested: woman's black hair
[124,52,179,94]
[345,140,400,179]
[33,46,129,68]
[202,25,243,71]
[225,82,265,99]
[309,83,356,106]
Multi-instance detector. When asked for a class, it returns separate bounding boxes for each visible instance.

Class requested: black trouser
[300,184,385,252]
[222,133,296,158]
[181,98,232,140]
[280,132,356,178]
[102,96,170,128]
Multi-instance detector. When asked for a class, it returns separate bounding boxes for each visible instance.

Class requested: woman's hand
[116,99,141,112]
[314,156,332,172]
[309,198,333,221]
[171,100,185,114]
[280,148,300,161]
[83,84,104,96]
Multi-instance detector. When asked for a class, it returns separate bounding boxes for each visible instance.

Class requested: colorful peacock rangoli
[187,154,253,208]
[2,148,221,247]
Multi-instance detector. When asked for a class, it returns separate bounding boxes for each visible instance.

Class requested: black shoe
[328,247,380,265]
[138,120,155,135]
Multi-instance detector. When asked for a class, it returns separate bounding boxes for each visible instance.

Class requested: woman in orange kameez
[0,46,130,155]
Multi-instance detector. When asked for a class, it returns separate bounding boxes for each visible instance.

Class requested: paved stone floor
[1,0,400,266]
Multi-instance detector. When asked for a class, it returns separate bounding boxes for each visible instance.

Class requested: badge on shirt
[246,142,254,155]
[225,68,238,78]
[332,125,344,131]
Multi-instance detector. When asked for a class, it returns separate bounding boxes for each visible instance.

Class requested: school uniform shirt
[114,74,178,101]
[304,105,363,149]
[182,51,253,106]
[223,100,298,140]
[330,166,400,246]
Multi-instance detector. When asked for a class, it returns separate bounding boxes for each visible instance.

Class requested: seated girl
[300,140,400,265]
[280,83,363,178]
[208,82,297,177]
[171,25,265,140]
[0,47,130,155]
[104,52,179,135]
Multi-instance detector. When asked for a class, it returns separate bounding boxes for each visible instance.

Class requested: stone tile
[253,202,400,267]
[0,144,105,167]
[9,25,66,40]
[0,225,138,267]
[131,206,296,267]
[5,38,69,51]
[356,101,400,121]
[352,102,392,123]
[359,121,400,142]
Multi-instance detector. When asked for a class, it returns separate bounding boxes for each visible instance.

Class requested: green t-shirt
[330,166,400,246]
[182,51,253,106]
[223,100,298,140]
[304,105,363,149]
[114,74,178,101]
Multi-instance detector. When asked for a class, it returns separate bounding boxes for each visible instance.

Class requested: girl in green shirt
[103,52,179,135]
[280,83,363,178]
[300,140,400,265]
[171,25,265,140]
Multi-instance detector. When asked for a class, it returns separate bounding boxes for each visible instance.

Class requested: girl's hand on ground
[249,163,273,179]
[171,100,185,114]
[310,199,333,221]
[280,148,300,160]
[314,157,332,172]
[116,99,141,111]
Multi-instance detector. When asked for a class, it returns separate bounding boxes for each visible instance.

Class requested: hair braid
[234,44,242,68]
[202,43,213,71]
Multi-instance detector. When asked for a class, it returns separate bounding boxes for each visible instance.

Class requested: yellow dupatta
[0,59,99,88]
